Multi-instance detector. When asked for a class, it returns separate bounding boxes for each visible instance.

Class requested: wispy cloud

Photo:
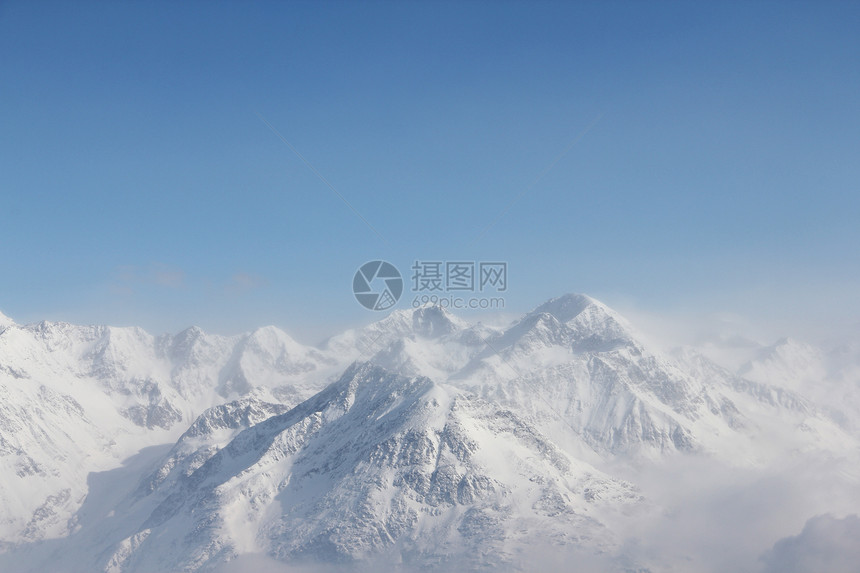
[225,272,268,295]
[152,264,186,288]
[110,263,187,295]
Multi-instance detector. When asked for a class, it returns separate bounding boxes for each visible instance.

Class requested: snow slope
[0,311,13,330]
[12,364,639,573]
[0,321,341,544]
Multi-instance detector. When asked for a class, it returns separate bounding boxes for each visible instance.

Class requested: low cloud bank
[761,514,860,573]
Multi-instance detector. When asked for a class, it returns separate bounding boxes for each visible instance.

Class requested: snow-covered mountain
[0,320,341,545]
[35,363,635,573]
[352,296,853,464]
[739,338,829,393]
[0,295,858,572]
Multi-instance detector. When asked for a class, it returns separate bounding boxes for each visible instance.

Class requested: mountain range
[0,294,857,572]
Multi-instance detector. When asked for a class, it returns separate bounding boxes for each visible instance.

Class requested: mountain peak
[529,293,601,323]
[756,337,819,360]
[176,325,206,340]
[379,304,464,335]
[410,304,465,337]
[323,305,468,358]
[246,325,305,352]
[513,293,640,353]
[169,324,205,348]
[0,309,13,329]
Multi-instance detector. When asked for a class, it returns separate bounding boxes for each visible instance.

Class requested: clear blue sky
[1,1,858,341]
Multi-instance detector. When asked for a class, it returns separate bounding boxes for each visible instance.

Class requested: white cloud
[111,262,187,294]
[151,264,186,288]
[601,452,860,573]
[225,272,268,295]
[761,514,860,573]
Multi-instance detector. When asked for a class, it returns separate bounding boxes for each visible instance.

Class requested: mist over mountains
[1,294,858,572]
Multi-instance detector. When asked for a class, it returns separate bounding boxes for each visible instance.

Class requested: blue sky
[1,1,858,342]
